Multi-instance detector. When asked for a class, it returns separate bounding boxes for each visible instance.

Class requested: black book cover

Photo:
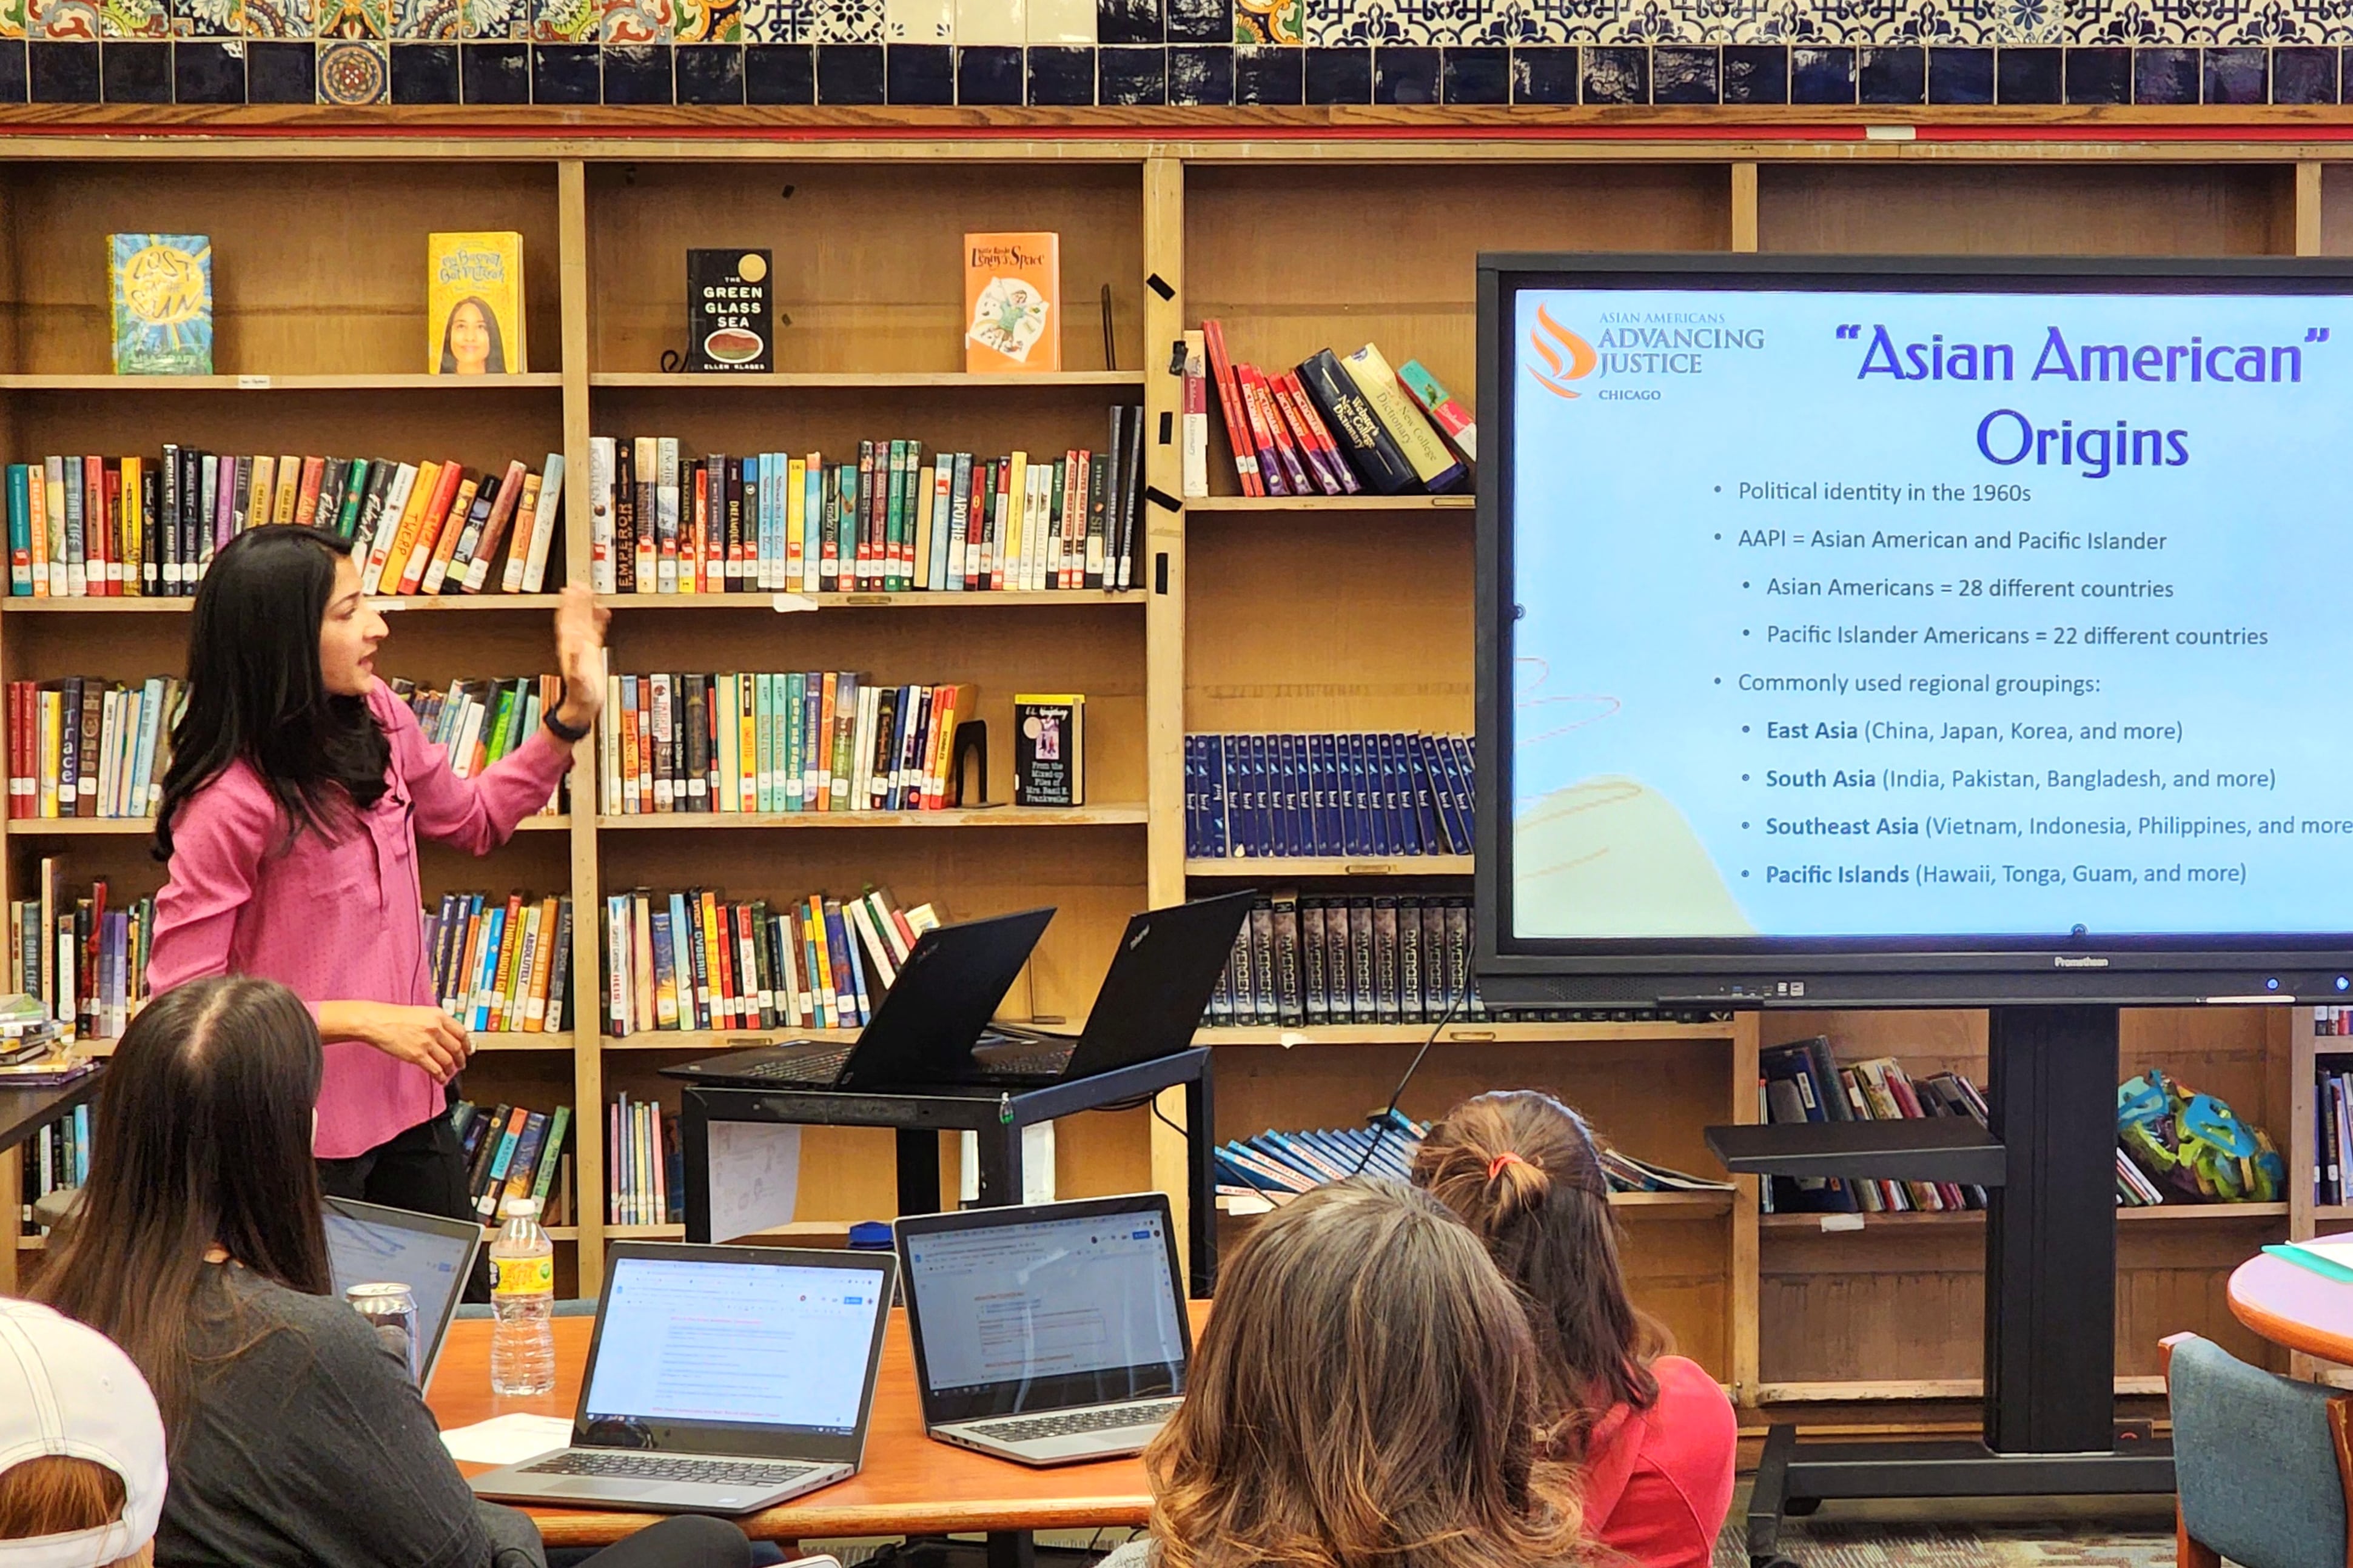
[614,441,638,594]
[1248,900,1277,1024]
[1297,349,1418,495]
[727,456,748,589]
[1118,400,1145,589]
[1300,898,1329,1025]
[177,447,200,596]
[1270,888,1303,1027]
[686,249,773,373]
[1348,900,1376,1025]
[683,676,710,812]
[1012,697,1081,806]
[1397,894,1423,1024]
[143,457,163,595]
[546,897,573,1032]
[1371,896,1400,1023]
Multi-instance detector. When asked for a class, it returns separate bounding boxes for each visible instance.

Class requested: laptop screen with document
[898,1194,1190,1426]
[572,1244,895,1462]
[323,1197,482,1390]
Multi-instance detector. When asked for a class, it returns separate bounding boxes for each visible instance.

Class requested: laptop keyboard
[522,1451,819,1489]
[979,1048,1073,1076]
[967,1399,1183,1443]
[726,1048,850,1084]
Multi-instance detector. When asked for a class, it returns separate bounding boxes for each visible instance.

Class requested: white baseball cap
[0,1299,167,1568]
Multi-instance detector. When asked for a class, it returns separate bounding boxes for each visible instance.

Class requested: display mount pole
[1708,1002,2175,1568]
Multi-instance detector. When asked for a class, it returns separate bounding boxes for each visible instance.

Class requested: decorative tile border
[1,37,2351,101]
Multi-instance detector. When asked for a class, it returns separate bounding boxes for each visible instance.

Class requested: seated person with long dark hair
[34,974,750,1568]
[0,1296,167,1568]
[1101,1176,1588,1568]
[1413,1090,1736,1568]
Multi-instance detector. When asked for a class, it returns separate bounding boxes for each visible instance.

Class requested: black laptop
[950,891,1254,1088]
[662,907,1053,1090]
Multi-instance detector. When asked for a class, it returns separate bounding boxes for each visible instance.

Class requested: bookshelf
[2,136,2343,1434]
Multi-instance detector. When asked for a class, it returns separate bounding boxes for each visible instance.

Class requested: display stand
[1707,1005,2175,1568]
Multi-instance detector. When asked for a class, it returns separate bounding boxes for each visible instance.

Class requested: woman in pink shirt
[1414,1091,1737,1568]
[147,524,606,1223]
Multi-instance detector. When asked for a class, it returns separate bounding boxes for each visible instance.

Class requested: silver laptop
[895,1193,1191,1467]
[324,1196,484,1393]
[468,1243,895,1515]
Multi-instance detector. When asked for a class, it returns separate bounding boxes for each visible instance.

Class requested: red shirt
[1580,1355,1737,1568]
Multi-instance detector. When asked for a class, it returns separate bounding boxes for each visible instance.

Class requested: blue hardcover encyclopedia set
[1183,731,1474,860]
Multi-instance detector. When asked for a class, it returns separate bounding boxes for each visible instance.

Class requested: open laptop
[953,891,1254,1087]
[324,1196,484,1393]
[468,1242,895,1515]
[895,1193,1191,1467]
[662,907,1054,1090]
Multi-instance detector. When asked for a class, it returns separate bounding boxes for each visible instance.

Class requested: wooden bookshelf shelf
[0,374,565,393]
[602,1221,851,1241]
[2316,1205,2353,1223]
[1187,494,1476,512]
[596,805,1145,831]
[0,814,567,836]
[470,1031,577,1053]
[597,591,1145,612]
[1199,1021,1741,1047]
[1226,1188,1730,1220]
[588,371,1146,390]
[1186,856,1474,877]
[599,1028,861,1051]
[1,596,568,615]
[1759,1202,2289,1233]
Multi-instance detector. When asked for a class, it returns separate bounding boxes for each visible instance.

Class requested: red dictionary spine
[1200,318,1265,497]
[1268,373,1346,495]
[1238,366,1309,496]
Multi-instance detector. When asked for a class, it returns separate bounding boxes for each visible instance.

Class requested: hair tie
[1487,1151,1526,1180]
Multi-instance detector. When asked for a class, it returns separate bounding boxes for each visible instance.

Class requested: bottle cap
[501,1196,540,1219]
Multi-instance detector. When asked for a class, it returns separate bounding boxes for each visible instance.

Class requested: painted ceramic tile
[99,0,168,33]
[33,0,102,33]
[810,0,875,36]
[462,0,519,33]
[532,0,592,36]
[882,0,945,36]
[316,30,388,87]
[240,0,310,29]
[1234,0,1296,40]
[1313,0,1498,44]
[393,0,457,35]
[168,0,240,32]
[1025,0,1087,41]
[739,0,801,38]
[316,0,388,33]
[0,0,23,33]
[674,0,740,39]
[599,0,664,35]
[954,0,1019,42]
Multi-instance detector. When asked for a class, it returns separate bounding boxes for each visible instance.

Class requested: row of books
[1184,732,1476,861]
[586,418,1147,597]
[610,1090,683,1227]
[10,869,148,1044]
[7,678,182,820]
[2314,1062,2353,1206]
[2319,1006,2353,1036]
[1758,1037,1993,1215]
[426,894,576,1035]
[596,672,976,817]
[15,1101,90,1236]
[1215,1117,1730,1208]
[603,885,937,1037]
[1207,892,1486,1029]
[391,676,569,814]
[451,1099,576,1227]
[1198,323,1474,498]
[3,450,563,598]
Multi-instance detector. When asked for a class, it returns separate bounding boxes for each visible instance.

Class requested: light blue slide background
[1509,284,2353,939]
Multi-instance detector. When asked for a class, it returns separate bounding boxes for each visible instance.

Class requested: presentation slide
[1508,281,2353,942]
[584,1259,884,1432]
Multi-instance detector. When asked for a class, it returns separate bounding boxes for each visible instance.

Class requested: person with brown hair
[0,1296,167,1568]
[1413,1090,1736,1568]
[1101,1176,1588,1568]
[34,974,750,1568]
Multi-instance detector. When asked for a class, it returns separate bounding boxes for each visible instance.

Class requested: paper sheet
[708,1119,802,1241]
[441,1413,573,1466]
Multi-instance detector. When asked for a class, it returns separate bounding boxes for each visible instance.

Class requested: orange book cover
[397,464,467,595]
[421,477,480,593]
[372,460,440,594]
[962,232,1060,374]
[292,455,326,528]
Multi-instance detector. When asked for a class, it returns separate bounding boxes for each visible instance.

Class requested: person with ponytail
[1413,1090,1736,1568]
[1104,1177,1589,1568]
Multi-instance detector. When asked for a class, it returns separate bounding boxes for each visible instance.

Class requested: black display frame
[1475,252,2353,1008]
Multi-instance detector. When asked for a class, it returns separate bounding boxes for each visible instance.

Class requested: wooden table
[428,1302,1207,1549]
[2227,1250,2353,1365]
[0,1067,105,1293]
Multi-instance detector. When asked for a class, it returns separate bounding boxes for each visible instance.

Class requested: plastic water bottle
[488,1196,556,1396]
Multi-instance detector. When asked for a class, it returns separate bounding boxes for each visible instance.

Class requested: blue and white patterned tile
[169,0,241,34]
[241,0,312,34]
[883,0,947,39]
[953,0,1019,41]
[393,0,457,38]
[740,0,802,39]
[810,0,878,39]
[316,31,388,89]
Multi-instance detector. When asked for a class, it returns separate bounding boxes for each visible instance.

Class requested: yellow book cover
[426,232,527,376]
[962,232,1059,373]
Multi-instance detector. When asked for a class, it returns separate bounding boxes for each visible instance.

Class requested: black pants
[548,1516,759,1568]
[318,1107,491,1299]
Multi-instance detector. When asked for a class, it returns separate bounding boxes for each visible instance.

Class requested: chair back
[2167,1333,2352,1568]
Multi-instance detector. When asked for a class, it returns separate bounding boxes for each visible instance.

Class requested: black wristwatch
[544,708,592,744]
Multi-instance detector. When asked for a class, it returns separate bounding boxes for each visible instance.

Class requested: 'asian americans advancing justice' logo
[1527,304,1767,401]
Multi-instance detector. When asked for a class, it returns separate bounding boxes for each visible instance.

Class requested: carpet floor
[1712,1516,2178,1567]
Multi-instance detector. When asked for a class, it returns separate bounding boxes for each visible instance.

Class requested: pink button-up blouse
[147,680,576,1158]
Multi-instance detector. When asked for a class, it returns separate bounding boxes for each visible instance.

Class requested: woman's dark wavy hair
[155,526,389,861]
